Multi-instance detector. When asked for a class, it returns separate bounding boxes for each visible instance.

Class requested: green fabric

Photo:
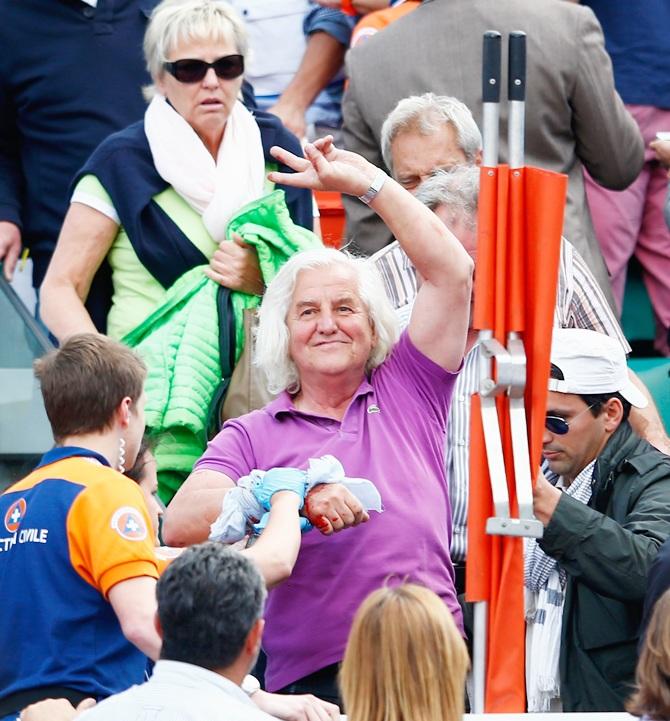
[540,422,670,711]
[226,188,322,358]
[123,267,219,503]
[122,191,321,502]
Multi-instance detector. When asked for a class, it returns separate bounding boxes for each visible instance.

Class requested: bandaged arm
[163,470,302,587]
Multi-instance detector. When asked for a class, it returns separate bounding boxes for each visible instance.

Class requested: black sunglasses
[163,54,244,83]
[545,403,596,435]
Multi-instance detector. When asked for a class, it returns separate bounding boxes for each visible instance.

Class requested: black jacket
[539,421,670,711]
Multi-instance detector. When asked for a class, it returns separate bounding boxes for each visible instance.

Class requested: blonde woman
[628,589,670,721]
[340,584,469,721]
[41,0,313,342]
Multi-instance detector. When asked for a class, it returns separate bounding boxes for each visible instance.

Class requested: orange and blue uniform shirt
[0,446,160,712]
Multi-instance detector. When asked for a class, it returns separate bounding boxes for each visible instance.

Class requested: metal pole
[482,31,501,167]
[472,29,502,716]
[507,31,526,169]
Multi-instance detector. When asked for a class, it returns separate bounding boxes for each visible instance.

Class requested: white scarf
[144,94,265,242]
[524,461,595,712]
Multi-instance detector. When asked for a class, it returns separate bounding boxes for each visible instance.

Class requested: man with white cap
[526,327,670,713]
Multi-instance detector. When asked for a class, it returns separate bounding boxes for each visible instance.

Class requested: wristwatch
[358,170,387,205]
[242,674,261,697]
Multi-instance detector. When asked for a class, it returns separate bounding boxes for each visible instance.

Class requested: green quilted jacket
[122,191,321,502]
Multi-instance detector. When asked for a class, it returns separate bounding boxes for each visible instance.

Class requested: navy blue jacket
[582,1,670,108]
[72,111,313,329]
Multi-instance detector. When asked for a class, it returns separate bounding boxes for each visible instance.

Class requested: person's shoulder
[374,330,456,385]
[78,120,159,192]
[629,436,670,470]
[221,404,283,435]
[616,426,670,481]
[479,0,591,47]
[74,683,144,720]
[251,108,302,158]
[66,462,145,506]
[88,121,148,163]
[347,0,430,66]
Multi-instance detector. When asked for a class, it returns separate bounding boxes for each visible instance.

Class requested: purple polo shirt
[196,331,462,691]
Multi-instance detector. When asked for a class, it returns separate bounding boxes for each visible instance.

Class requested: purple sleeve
[194,417,258,482]
[376,331,460,423]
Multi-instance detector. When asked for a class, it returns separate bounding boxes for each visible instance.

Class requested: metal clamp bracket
[477,331,543,539]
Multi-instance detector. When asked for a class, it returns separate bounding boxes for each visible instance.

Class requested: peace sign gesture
[268,136,379,198]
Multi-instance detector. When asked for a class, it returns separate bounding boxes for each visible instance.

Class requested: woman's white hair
[255,248,400,395]
[143,0,248,98]
[415,165,480,229]
[380,93,482,174]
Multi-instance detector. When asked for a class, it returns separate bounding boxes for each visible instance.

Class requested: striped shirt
[370,238,629,562]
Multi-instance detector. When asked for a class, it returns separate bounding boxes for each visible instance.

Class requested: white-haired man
[163,137,474,704]
[526,328,670,711]
[369,97,670,591]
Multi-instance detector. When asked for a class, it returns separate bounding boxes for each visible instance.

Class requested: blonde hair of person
[143,0,249,97]
[628,588,670,720]
[340,584,469,721]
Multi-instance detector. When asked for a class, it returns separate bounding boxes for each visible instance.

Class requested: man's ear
[154,611,163,641]
[244,618,264,657]
[115,396,133,430]
[474,148,483,166]
[602,397,624,432]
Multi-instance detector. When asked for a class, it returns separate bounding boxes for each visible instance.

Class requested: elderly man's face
[542,391,611,485]
[391,123,469,193]
[287,265,376,385]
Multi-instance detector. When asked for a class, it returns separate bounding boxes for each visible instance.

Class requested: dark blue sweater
[582,1,670,108]
[0,0,157,286]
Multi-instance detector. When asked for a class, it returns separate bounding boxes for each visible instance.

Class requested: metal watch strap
[358,170,387,205]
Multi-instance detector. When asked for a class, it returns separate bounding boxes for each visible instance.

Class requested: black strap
[0,686,92,716]
[205,286,237,439]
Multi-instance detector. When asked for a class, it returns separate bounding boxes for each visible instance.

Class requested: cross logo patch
[111,506,147,542]
[4,498,27,534]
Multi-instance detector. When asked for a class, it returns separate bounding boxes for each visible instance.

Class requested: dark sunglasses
[163,54,244,83]
[545,403,596,435]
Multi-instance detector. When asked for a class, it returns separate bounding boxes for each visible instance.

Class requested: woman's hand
[20,697,96,721]
[0,221,21,282]
[252,690,340,721]
[268,137,378,198]
[205,233,264,295]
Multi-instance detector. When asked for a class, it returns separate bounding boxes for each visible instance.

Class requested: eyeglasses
[545,403,596,435]
[163,54,244,83]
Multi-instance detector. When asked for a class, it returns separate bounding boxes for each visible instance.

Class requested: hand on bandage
[251,467,308,511]
[252,513,313,535]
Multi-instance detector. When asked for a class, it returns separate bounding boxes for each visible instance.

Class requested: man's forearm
[276,32,345,115]
[242,493,302,588]
[540,492,666,601]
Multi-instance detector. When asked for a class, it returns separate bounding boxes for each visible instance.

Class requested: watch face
[242,674,261,696]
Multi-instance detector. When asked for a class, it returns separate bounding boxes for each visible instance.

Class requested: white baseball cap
[548,328,648,408]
